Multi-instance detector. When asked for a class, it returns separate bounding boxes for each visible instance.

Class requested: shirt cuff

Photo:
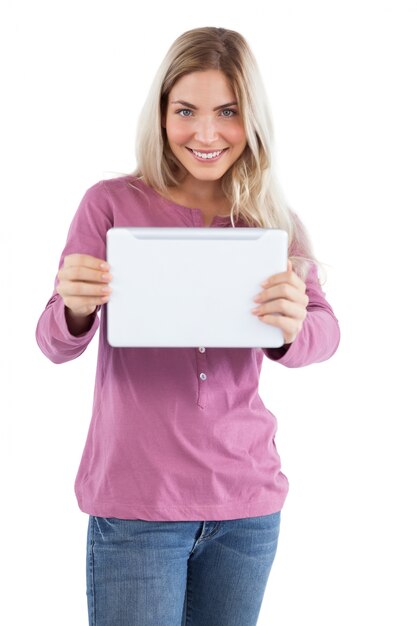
[262,342,293,361]
[55,296,100,341]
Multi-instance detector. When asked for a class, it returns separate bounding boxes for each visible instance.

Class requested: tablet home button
[198,347,206,353]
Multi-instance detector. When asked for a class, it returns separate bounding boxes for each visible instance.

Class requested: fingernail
[261,280,269,287]
[100,262,110,270]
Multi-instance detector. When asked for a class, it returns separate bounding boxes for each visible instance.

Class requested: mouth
[186,147,228,162]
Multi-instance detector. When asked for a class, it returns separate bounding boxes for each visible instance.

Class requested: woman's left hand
[251,260,309,345]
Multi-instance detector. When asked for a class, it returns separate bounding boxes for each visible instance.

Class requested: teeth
[192,149,223,159]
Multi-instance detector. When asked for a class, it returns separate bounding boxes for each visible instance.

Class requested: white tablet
[106,227,288,348]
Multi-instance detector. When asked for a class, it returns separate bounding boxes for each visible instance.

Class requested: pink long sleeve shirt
[36,176,340,521]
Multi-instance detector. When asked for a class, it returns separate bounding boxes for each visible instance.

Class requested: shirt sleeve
[261,262,340,367]
[35,181,113,364]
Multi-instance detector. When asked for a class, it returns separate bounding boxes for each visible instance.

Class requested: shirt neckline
[129,175,232,223]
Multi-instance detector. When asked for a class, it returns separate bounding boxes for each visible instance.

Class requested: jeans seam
[185,559,193,626]
[89,517,96,626]
[190,521,221,556]
[201,522,221,541]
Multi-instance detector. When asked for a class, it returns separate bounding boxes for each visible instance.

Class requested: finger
[59,265,112,284]
[57,279,112,298]
[64,295,110,312]
[262,268,305,292]
[63,253,109,270]
[254,298,307,321]
[255,283,309,307]
[259,313,302,343]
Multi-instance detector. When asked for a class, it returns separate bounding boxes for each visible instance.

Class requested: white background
[1,1,416,624]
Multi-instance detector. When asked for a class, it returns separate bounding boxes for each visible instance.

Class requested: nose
[194,116,219,144]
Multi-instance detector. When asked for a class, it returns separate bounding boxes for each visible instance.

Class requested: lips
[186,147,228,161]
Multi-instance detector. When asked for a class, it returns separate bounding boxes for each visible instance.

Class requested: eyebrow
[171,100,238,111]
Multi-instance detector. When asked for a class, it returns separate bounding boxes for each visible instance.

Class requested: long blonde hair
[131,27,318,281]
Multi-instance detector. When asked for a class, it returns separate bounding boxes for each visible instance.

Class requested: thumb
[287,259,293,273]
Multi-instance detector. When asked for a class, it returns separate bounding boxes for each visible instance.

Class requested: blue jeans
[86,511,281,626]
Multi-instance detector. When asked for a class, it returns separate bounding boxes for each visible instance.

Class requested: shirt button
[198,347,206,353]
[199,373,207,381]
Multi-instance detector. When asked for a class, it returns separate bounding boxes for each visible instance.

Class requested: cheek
[166,119,191,145]
[225,122,246,146]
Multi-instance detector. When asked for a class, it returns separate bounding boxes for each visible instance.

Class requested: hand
[57,253,112,318]
[251,260,309,344]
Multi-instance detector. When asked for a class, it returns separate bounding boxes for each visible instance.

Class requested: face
[163,69,247,186]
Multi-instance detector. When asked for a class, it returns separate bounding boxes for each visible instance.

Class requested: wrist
[65,306,97,336]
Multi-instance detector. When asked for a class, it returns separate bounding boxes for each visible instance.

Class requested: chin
[191,171,226,182]
[186,161,230,177]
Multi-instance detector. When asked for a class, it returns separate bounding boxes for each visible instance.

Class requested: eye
[176,109,193,117]
[221,109,237,118]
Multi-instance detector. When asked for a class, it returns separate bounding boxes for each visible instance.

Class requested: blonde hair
[131,27,319,281]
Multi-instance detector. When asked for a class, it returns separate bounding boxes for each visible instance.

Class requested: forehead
[169,69,235,101]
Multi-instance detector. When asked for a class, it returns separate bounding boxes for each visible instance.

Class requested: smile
[187,148,228,162]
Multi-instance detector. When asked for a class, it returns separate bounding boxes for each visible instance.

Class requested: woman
[36,26,340,626]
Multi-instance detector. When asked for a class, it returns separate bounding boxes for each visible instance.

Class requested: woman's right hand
[57,253,112,318]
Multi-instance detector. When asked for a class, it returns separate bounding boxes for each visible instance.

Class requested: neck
[175,176,225,203]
